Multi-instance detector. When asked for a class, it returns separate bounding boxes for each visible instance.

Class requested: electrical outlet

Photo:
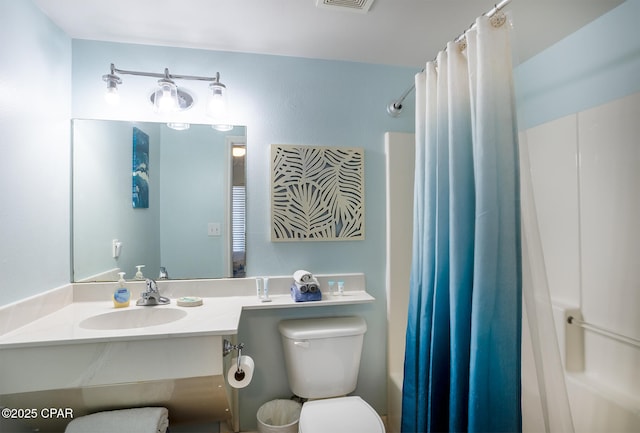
[112,239,122,258]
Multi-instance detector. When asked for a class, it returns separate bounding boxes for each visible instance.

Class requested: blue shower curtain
[401,14,521,433]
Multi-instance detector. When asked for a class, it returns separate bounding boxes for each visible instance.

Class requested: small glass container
[256,278,263,299]
[262,277,271,302]
[328,280,336,296]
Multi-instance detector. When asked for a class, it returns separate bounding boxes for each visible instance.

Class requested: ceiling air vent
[316,0,375,13]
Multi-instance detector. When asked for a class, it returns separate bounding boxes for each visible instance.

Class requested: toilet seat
[298,396,385,433]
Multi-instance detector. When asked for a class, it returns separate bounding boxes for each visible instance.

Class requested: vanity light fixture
[101,63,230,123]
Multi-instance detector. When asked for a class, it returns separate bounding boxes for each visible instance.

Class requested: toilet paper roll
[227,355,255,389]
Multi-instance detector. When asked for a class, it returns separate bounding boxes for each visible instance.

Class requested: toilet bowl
[298,396,385,433]
[278,316,385,433]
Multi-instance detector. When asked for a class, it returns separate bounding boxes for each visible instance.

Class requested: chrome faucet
[136,278,170,306]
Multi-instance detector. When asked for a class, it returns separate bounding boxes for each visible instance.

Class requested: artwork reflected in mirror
[132,127,150,209]
[72,120,246,282]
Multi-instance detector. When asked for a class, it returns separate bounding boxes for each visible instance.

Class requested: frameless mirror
[71,119,246,282]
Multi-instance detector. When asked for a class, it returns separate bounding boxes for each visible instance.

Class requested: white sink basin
[79,307,188,330]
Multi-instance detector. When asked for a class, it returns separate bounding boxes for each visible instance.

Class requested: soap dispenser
[113,272,131,308]
[134,265,145,280]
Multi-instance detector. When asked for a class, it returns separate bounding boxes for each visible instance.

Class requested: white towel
[64,407,169,433]
[293,269,313,284]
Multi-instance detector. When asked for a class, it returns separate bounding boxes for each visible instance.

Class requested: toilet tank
[278,316,367,399]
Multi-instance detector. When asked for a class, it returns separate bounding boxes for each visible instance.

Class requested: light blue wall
[515,0,640,130]
[70,39,416,428]
[0,0,71,304]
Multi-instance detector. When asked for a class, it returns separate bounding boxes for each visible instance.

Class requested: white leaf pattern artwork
[271,145,365,241]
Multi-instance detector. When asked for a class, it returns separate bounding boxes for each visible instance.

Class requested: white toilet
[278,316,385,433]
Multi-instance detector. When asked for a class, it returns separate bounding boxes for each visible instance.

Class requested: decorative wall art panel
[271,145,365,241]
[132,127,149,208]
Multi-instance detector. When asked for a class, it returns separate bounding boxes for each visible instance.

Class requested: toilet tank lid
[279,316,367,340]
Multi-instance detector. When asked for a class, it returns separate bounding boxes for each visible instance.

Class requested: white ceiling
[33,0,622,67]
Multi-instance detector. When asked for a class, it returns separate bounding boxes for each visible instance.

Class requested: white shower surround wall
[523,91,640,432]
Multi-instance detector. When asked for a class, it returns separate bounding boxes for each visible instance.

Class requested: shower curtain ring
[490,11,507,28]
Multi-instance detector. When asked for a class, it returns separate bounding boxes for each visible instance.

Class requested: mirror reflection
[72,120,246,282]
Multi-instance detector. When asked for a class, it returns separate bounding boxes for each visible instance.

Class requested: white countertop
[0,298,244,348]
[0,274,374,348]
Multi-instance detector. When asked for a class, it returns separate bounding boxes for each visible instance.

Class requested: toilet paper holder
[223,339,247,381]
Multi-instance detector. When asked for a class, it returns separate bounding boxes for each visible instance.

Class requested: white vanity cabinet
[0,334,237,432]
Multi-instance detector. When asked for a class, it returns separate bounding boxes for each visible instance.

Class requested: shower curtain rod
[387,0,512,117]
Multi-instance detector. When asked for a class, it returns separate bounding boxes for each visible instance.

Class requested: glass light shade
[167,122,190,131]
[206,82,228,119]
[104,86,120,105]
[102,73,121,105]
[153,79,179,114]
[212,124,233,132]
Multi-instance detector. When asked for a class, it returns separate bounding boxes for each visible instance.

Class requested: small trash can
[256,399,302,433]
